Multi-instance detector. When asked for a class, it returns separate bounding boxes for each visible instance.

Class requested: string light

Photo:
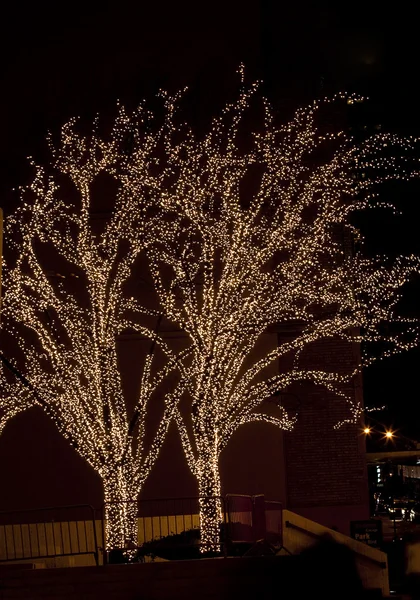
[138,76,420,551]
[1,71,419,554]
[0,109,186,551]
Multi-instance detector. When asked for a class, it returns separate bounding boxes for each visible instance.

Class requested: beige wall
[282,509,389,596]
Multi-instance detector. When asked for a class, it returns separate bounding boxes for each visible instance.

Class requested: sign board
[350,519,383,548]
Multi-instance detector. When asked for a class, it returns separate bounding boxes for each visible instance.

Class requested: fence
[102,496,227,560]
[225,494,253,543]
[225,494,283,550]
[0,495,282,565]
[0,504,99,565]
[265,500,283,548]
[138,497,202,545]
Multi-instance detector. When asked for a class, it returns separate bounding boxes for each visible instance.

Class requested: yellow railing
[0,514,202,566]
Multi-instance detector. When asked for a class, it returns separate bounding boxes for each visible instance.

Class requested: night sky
[1,1,420,506]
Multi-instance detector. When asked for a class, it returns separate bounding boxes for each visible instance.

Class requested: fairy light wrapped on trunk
[1,68,419,553]
[140,71,420,552]
[0,108,186,551]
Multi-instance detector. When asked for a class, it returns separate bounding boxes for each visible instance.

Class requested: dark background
[0,1,419,508]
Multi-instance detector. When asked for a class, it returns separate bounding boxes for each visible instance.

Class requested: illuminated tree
[0,111,184,550]
[1,76,419,555]
[143,80,420,551]
[0,377,31,436]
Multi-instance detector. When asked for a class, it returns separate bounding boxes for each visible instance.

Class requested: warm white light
[1,70,419,554]
[141,75,420,551]
[0,110,185,551]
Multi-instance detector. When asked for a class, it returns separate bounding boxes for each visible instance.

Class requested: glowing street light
[363,427,371,435]
[385,430,394,439]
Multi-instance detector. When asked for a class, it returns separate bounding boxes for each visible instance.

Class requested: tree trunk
[196,454,223,553]
[102,466,138,551]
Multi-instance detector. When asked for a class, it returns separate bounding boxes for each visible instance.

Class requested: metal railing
[225,494,284,552]
[101,495,283,561]
[101,496,228,561]
[0,495,283,565]
[225,494,253,543]
[0,504,99,565]
[265,500,283,547]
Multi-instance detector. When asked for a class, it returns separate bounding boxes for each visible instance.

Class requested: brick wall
[281,334,369,533]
